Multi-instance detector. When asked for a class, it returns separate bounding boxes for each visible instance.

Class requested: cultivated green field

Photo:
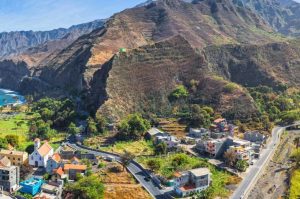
[290,169,300,199]
[0,113,65,150]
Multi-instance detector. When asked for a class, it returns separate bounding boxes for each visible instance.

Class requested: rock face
[0,19,105,59]
[234,0,300,36]
[0,60,30,90]
[1,0,300,121]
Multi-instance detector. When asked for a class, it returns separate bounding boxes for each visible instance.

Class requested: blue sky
[0,0,145,32]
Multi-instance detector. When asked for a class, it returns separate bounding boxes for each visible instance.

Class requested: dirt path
[248,131,300,199]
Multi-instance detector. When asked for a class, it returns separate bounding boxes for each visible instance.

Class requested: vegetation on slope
[138,153,240,199]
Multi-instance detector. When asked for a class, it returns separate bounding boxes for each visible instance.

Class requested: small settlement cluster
[0,138,93,198]
[146,118,268,197]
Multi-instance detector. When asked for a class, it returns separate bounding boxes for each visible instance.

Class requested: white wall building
[174,168,211,197]
[29,138,54,168]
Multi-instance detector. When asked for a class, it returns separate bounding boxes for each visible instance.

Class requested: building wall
[0,166,19,192]
[0,152,28,166]
[46,159,60,174]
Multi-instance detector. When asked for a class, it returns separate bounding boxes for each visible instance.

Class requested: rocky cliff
[0,19,105,59]
[1,0,300,121]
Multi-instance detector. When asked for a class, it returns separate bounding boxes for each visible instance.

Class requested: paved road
[231,122,300,199]
[65,142,170,199]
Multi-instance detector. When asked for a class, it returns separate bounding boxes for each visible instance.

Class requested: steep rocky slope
[2,0,300,121]
[0,60,30,90]
[93,36,260,120]
[235,0,300,36]
[0,19,105,59]
[34,0,279,91]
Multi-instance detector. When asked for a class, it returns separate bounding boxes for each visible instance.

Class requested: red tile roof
[38,142,53,157]
[51,153,61,163]
[180,184,196,191]
[64,164,87,171]
[54,167,64,176]
[214,118,226,123]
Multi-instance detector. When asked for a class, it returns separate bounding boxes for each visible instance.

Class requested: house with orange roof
[64,164,87,180]
[51,166,67,182]
[46,153,62,174]
[29,139,54,168]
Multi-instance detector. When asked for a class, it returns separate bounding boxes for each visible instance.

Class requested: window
[18,158,20,161]
[31,156,33,160]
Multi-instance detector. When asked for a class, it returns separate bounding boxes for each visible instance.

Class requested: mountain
[234,0,300,36]
[0,19,105,60]
[1,0,300,121]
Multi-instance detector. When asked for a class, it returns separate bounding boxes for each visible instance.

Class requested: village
[0,116,270,199]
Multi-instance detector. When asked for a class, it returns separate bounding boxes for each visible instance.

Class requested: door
[35,161,38,167]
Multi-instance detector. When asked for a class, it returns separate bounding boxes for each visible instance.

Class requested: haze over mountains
[1,0,300,121]
[0,19,105,60]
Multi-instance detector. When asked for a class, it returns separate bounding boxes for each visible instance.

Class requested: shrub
[223,83,239,93]
[169,85,189,101]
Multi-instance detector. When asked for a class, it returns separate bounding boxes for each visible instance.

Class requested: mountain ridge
[0,19,105,59]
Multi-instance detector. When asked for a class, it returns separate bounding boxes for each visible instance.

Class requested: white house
[174,168,211,197]
[29,138,54,168]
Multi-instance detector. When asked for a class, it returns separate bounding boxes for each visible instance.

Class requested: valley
[0,0,300,199]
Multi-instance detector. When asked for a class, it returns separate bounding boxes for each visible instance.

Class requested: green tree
[147,159,162,172]
[189,105,212,128]
[155,142,167,155]
[235,160,249,172]
[5,135,19,147]
[95,115,107,134]
[68,122,80,135]
[87,117,98,135]
[169,85,189,101]
[117,113,150,141]
[0,138,8,149]
[64,175,104,199]
[120,151,135,171]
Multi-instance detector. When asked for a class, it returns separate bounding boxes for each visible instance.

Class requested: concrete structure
[155,134,180,149]
[0,157,19,192]
[196,138,227,158]
[51,167,67,182]
[145,128,167,140]
[244,131,266,144]
[20,177,44,196]
[46,153,61,174]
[60,145,75,160]
[211,118,228,132]
[189,128,210,138]
[174,168,211,197]
[64,164,87,180]
[29,139,54,168]
[0,149,28,166]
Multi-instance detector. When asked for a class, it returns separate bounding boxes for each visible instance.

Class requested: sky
[0,0,146,32]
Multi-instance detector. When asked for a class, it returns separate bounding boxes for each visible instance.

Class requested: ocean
[0,89,26,107]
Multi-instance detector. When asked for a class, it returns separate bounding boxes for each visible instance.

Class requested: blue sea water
[0,89,26,107]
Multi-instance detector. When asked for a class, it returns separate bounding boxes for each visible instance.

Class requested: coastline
[0,89,26,107]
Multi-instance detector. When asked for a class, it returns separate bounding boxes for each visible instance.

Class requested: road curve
[231,122,300,199]
[65,142,170,199]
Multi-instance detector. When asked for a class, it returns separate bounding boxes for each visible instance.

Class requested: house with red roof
[29,139,54,168]
[46,153,62,174]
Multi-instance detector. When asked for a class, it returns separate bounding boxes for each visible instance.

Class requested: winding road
[231,122,300,199]
[65,142,170,199]
[65,122,300,199]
